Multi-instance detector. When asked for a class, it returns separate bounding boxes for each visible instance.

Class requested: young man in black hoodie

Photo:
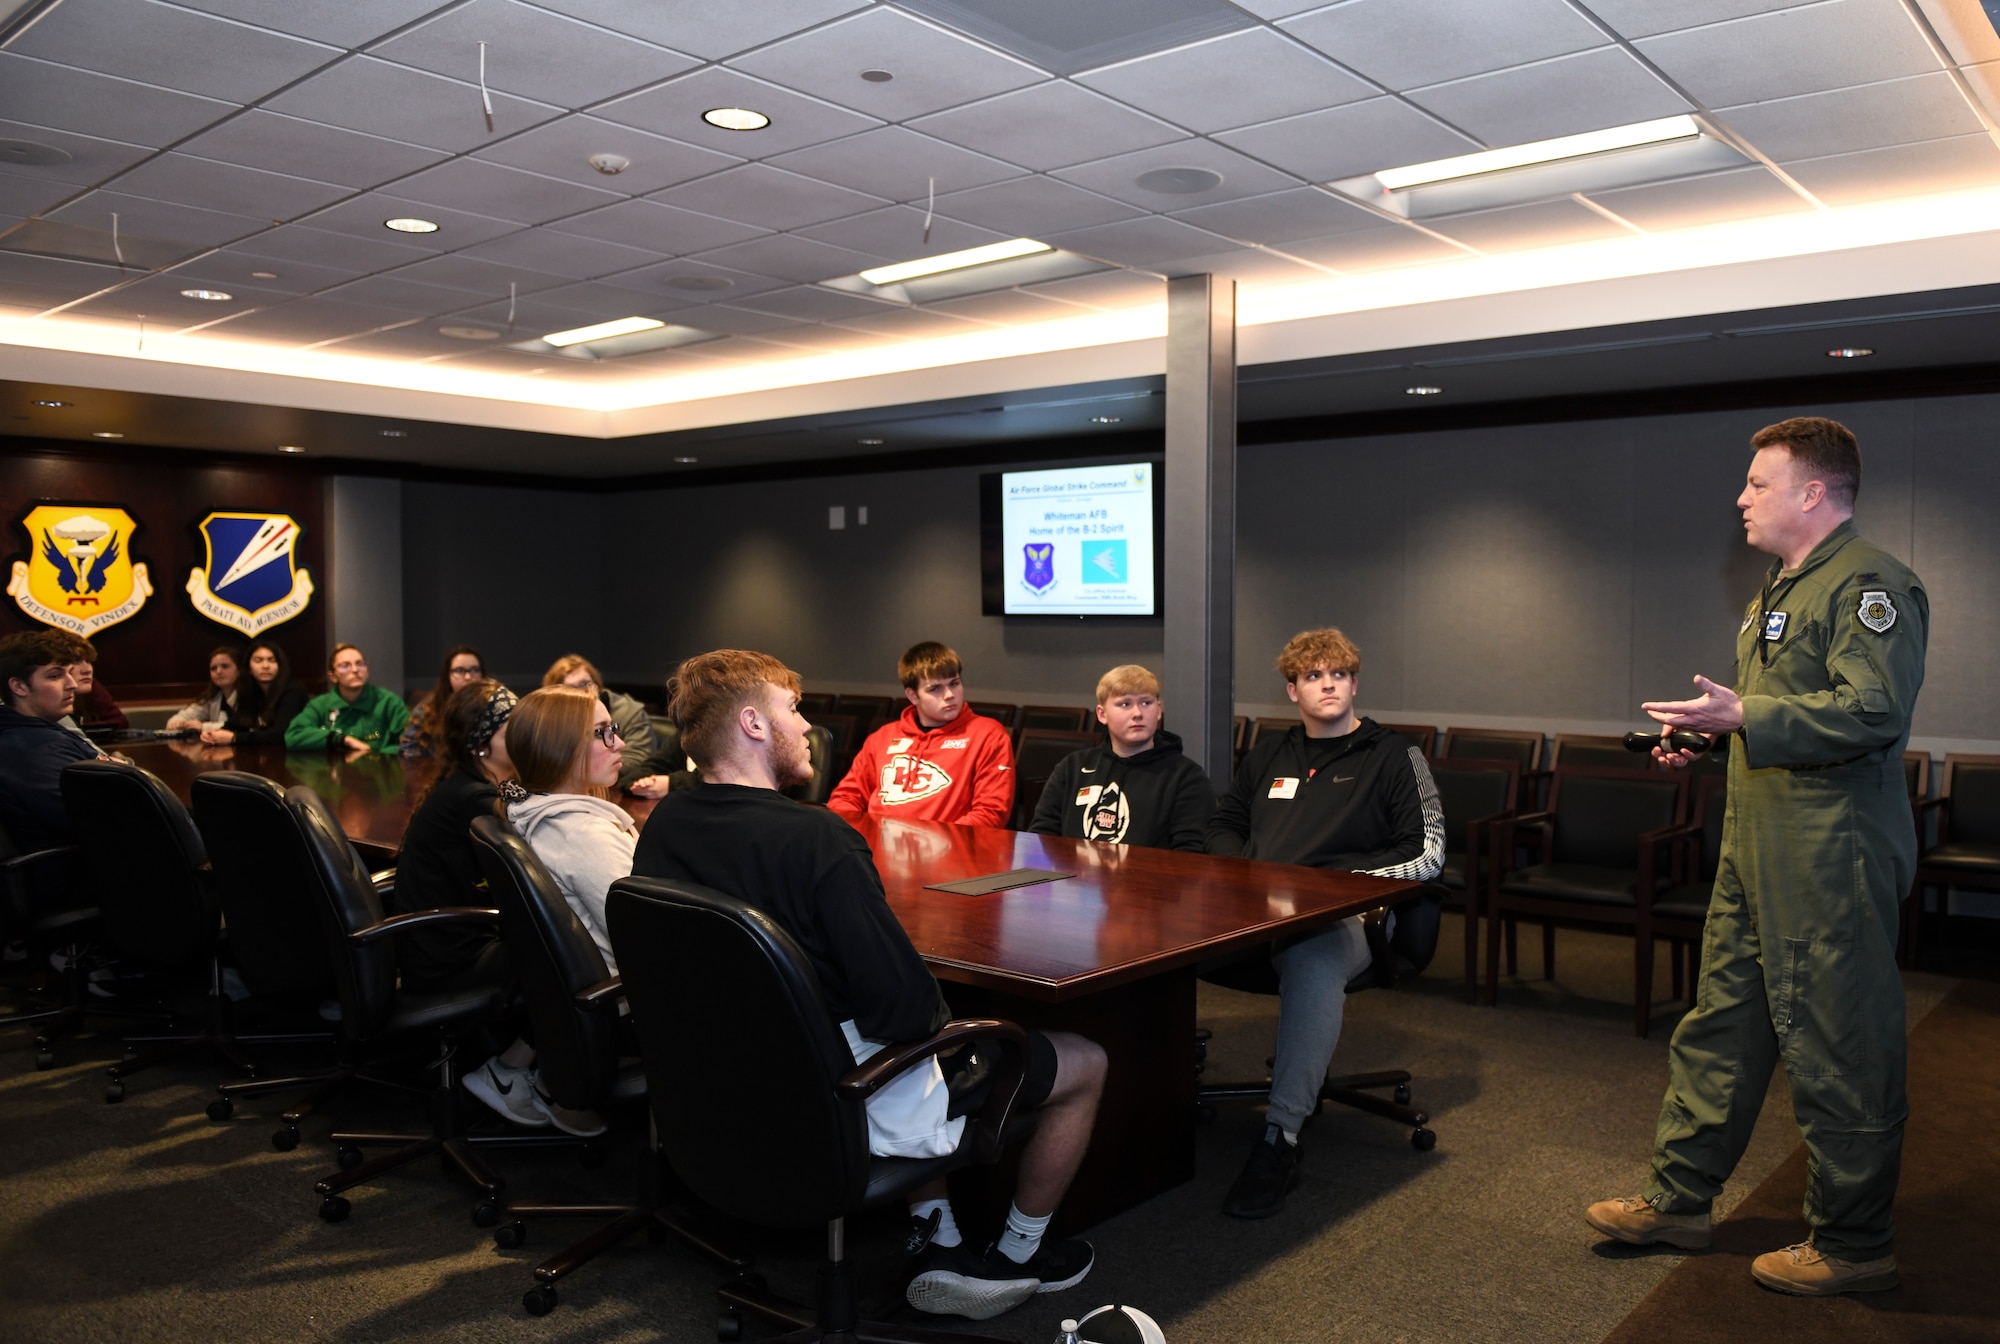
[0,630,109,852]
[1205,627,1444,1219]
[1029,664,1213,850]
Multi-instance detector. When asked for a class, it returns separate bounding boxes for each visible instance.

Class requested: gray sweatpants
[1266,914,1370,1135]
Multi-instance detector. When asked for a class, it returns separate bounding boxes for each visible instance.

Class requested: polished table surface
[126,739,1419,1227]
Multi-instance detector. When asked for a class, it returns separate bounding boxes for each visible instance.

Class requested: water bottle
[1055,1321,1082,1344]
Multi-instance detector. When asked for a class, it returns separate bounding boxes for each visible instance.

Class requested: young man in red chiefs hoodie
[828,641,1015,826]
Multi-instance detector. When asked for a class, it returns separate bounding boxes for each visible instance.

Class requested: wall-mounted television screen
[980,461,1161,617]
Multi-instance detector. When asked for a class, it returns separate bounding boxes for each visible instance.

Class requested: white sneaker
[464,1058,551,1127]
[530,1073,608,1137]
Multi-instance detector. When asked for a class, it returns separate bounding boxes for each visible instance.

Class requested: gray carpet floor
[0,916,1959,1344]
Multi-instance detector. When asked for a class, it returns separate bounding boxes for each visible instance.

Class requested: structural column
[1163,274,1237,789]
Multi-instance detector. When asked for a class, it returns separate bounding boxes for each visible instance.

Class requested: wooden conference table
[126,739,1418,1228]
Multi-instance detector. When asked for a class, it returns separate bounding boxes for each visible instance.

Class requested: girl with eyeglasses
[401,645,486,758]
[284,643,411,753]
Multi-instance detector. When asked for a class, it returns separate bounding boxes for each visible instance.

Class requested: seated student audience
[66,653,127,732]
[542,654,672,799]
[1204,627,1444,1219]
[504,686,637,980]
[286,643,409,754]
[166,646,242,730]
[401,645,485,758]
[828,641,1015,827]
[637,650,1103,1320]
[0,630,110,851]
[1029,664,1214,850]
[203,640,308,746]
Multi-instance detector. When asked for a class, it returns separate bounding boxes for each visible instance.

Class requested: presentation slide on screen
[1001,462,1155,615]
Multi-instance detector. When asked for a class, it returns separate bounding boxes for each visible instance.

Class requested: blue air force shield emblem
[186,512,315,635]
[1023,542,1055,593]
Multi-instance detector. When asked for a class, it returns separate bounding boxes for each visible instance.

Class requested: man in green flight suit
[1585,416,1927,1296]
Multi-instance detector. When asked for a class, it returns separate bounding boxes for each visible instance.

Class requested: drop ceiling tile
[930,177,1143,235]
[1052,139,1301,211]
[446,291,601,330]
[231,224,433,272]
[657,302,805,335]
[0,173,79,219]
[649,163,887,231]
[729,8,1045,121]
[728,285,903,320]
[384,254,573,297]
[372,0,697,109]
[1077,28,1375,135]
[1156,247,1330,286]
[454,226,659,277]
[1277,225,1468,272]
[169,0,452,48]
[472,116,741,196]
[66,273,293,323]
[9,0,340,103]
[928,288,1083,323]
[1042,216,1244,267]
[525,0,868,60]
[592,257,790,302]
[201,298,419,344]
[164,248,362,295]
[1217,98,1480,183]
[1634,0,1941,108]
[527,279,687,318]
[48,190,267,249]
[1716,72,1983,164]
[386,157,625,224]
[1780,132,2000,206]
[1281,0,1606,91]
[549,197,767,255]
[594,69,882,159]
[748,322,898,352]
[300,192,522,249]
[1580,0,1820,41]
[318,273,492,315]
[1018,268,1162,310]
[0,54,236,147]
[109,154,351,221]
[1173,187,1388,246]
[266,56,563,153]
[767,127,1026,204]
[0,120,152,187]
[685,233,891,283]
[428,344,557,372]
[910,82,1184,171]
[830,307,990,339]
[175,111,448,189]
[0,250,129,307]
[1407,46,1691,146]
[796,206,1006,258]
[314,324,505,358]
[1585,166,1812,230]
[1421,198,1634,252]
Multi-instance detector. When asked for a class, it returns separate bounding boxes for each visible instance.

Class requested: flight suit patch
[1857,590,1897,633]
[1763,611,1788,641]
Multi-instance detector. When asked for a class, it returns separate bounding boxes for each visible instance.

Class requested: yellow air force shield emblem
[6,504,153,635]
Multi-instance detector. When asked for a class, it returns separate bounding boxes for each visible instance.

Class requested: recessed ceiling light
[278,445,305,454]
[673,455,699,464]
[860,69,894,82]
[33,399,68,407]
[542,316,665,347]
[1089,416,1121,424]
[702,107,770,131]
[1406,386,1443,396]
[91,431,123,439]
[1375,115,1701,191]
[438,325,500,340]
[379,429,407,437]
[857,438,884,446]
[251,270,277,279]
[383,217,439,234]
[180,288,232,301]
[1827,347,1875,358]
[1135,167,1223,195]
[860,239,1051,286]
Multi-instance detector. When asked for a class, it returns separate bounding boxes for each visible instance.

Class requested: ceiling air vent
[896,0,1254,75]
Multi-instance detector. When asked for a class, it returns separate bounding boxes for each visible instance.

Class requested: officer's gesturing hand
[1640,674,1743,767]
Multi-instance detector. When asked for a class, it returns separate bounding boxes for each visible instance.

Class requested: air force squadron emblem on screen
[6,505,153,635]
[1022,542,1055,595]
[187,512,315,635]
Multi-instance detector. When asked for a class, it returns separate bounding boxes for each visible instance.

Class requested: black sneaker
[1020,1236,1093,1293]
[1222,1124,1300,1219]
[905,1241,1039,1320]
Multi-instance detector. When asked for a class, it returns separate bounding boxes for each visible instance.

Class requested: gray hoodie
[506,791,638,972]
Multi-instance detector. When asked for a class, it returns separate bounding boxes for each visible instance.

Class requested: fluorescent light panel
[1374,115,1701,190]
[859,239,1051,286]
[542,316,665,348]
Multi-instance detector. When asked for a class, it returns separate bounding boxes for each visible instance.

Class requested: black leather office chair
[1909,753,2000,967]
[469,816,748,1316]
[1195,887,1446,1151]
[1486,766,1688,1035]
[786,725,837,806]
[61,759,326,1103]
[1427,760,1520,998]
[607,876,1032,1344]
[1011,728,1098,829]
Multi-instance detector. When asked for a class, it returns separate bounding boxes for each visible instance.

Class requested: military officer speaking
[1585,417,1927,1295]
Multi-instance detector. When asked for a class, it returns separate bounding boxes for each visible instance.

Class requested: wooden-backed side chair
[1549,734,1641,772]
[1231,715,1248,771]
[1909,753,2000,967]
[1015,705,1091,746]
[1247,716,1296,753]
[1637,773,1726,1036]
[1439,727,1544,771]
[1377,723,1438,756]
[606,876,1033,1344]
[832,694,898,735]
[1011,728,1099,829]
[1427,760,1521,998]
[796,691,836,716]
[969,702,1019,732]
[1486,765,1689,1035]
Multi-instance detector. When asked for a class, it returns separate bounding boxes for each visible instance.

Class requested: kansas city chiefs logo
[879,754,954,805]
